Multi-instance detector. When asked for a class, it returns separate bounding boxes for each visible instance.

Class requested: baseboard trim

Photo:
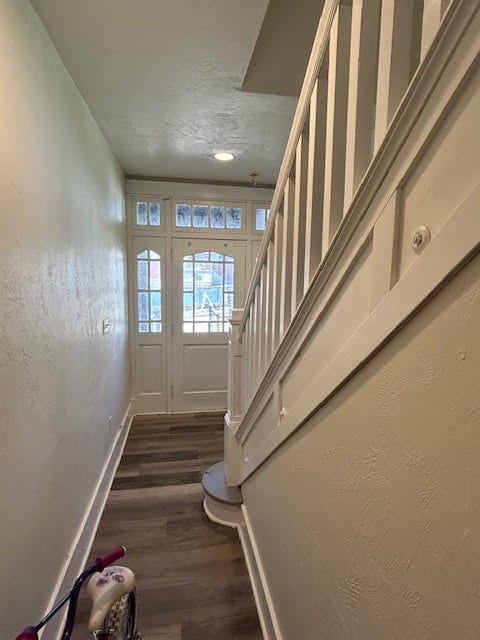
[120,398,135,429]
[41,402,133,640]
[240,505,283,640]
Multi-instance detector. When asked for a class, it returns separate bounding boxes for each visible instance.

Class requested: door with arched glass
[171,237,246,412]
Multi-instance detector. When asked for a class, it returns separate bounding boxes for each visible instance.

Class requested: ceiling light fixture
[214,152,234,162]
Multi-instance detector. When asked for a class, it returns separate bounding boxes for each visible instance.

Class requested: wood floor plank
[73,413,261,640]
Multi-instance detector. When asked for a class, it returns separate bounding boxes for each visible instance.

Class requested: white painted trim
[369,190,399,311]
[240,0,478,335]
[202,497,238,529]
[237,0,480,446]
[126,179,274,203]
[42,405,133,640]
[322,1,352,254]
[240,185,480,478]
[241,0,340,325]
[421,0,445,59]
[120,398,135,429]
[134,409,226,417]
[374,0,416,153]
[241,506,283,640]
[202,491,281,640]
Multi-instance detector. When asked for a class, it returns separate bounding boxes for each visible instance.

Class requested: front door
[171,237,246,412]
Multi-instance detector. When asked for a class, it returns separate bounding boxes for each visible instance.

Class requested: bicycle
[15,546,141,640]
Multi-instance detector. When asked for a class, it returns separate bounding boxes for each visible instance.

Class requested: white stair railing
[225,0,461,484]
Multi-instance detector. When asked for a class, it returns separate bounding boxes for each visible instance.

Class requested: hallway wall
[0,1,129,636]
[242,253,480,639]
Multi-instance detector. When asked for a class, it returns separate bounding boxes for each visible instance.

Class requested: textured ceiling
[31,0,301,185]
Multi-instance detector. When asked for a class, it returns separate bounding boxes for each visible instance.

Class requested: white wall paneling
[369,190,400,311]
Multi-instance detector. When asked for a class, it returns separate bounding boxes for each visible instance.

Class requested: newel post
[224,308,244,486]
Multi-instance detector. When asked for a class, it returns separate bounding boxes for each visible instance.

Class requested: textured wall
[243,254,480,639]
[0,1,129,636]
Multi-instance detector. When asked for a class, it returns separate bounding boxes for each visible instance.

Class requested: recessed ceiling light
[214,152,234,162]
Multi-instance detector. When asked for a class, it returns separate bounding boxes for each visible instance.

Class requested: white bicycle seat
[87,565,135,631]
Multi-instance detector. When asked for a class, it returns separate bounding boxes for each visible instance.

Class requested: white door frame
[126,181,273,415]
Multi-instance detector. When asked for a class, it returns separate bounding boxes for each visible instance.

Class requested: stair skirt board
[203,496,282,640]
[44,404,133,640]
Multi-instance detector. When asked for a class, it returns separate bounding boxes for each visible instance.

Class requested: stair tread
[202,461,243,506]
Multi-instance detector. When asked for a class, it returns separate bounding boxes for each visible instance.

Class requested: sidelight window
[136,250,162,333]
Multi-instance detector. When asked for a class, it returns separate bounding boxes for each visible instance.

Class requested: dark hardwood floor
[74,412,262,640]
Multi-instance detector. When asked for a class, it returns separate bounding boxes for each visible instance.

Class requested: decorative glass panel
[136,202,148,225]
[149,261,161,290]
[182,251,235,333]
[226,207,242,229]
[136,249,162,333]
[138,261,148,289]
[210,206,225,228]
[138,292,149,321]
[193,205,208,227]
[150,292,161,320]
[176,204,191,227]
[255,207,269,231]
[174,202,245,230]
[148,202,160,226]
[183,262,193,291]
[225,264,234,292]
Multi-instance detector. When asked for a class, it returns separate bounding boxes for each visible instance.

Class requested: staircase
[203,0,480,637]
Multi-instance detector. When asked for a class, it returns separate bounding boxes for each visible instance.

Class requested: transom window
[255,207,271,231]
[135,201,161,227]
[136,250,162,333]
[182,251,234,333]
[176,203,243,230]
